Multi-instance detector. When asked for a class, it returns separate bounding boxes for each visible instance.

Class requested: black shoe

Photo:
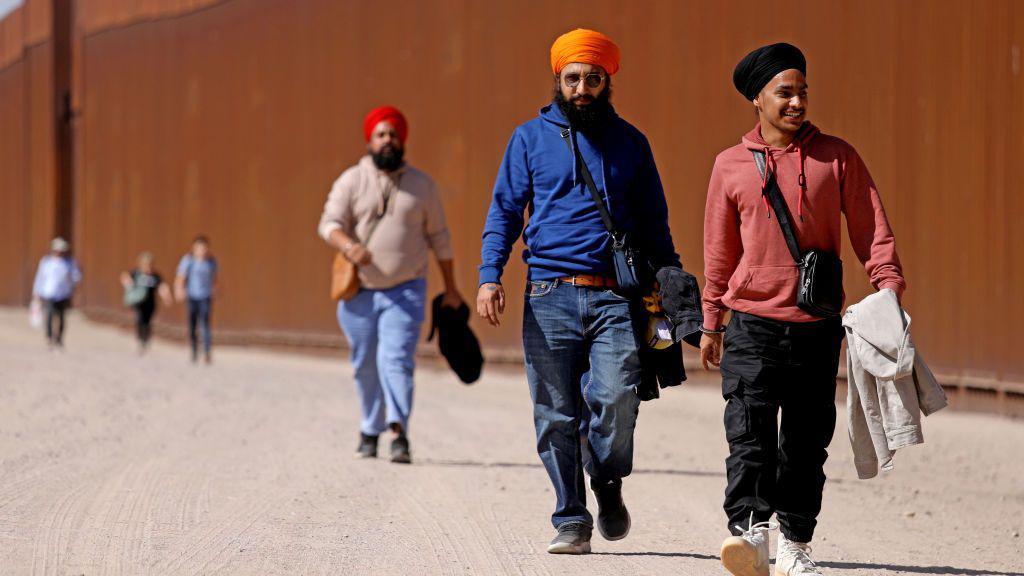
[591,478,630,541]
[355,433,378,458]
[547,521,592,554]
[390,435,411,464]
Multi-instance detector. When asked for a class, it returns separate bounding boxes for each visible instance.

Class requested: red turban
[363,106,408,143]
[550,29,621,76]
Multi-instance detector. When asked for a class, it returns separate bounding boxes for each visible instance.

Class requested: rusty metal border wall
[1,0,1022,393]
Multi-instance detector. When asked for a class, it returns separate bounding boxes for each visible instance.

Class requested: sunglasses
[562,72,606,89]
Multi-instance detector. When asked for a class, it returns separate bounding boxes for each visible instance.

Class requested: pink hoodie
[702,123,905,329]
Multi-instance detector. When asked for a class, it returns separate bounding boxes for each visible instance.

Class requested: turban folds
[550,28,621,76]
[733,43,806,101]
[363,106,408,143]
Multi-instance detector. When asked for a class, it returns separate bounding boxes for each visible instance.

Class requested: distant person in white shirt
[31,237,82,349]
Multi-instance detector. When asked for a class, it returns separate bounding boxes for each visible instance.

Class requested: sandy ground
[0,308,1022,576]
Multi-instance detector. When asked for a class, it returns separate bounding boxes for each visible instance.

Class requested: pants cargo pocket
[724,397,750,443]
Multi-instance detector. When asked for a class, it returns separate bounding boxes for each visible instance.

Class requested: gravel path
[0,308,1021,575]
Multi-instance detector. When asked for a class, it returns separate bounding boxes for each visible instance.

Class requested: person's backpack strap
[751,150,802,264]
[560,128,618,237]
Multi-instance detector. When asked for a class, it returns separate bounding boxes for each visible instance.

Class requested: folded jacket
[843,289,947,479]
[427,294,483,384]
[655,266,703,348]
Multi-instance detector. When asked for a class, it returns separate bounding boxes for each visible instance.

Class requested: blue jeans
[187,297,212,356]
[523,279,642,528]
[337,278,426,436]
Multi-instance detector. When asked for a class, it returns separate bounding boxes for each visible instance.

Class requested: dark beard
[553,83,614,135]
[371,145,404,171]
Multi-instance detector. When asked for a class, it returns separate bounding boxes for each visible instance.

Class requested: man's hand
[343,243,372,266]
[476,283,506,327]
[173,280,186,303]
[441,289,464,310]
[700,332,724,370]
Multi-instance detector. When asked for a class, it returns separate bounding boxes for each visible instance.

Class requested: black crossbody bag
[752,150,843,318]
[560,128,648,294]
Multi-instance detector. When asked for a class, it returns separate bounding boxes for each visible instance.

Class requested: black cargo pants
[720,311,844,543]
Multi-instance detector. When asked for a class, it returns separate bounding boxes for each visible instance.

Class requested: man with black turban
[702,43,906,576]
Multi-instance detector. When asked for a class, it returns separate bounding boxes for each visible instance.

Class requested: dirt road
[0,308,1021,575]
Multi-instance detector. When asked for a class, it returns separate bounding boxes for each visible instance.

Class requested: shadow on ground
[819,561,1023,575]
[418,458,724,478]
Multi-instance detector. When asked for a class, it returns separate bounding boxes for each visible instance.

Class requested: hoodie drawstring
[796,144,807,222]
[761,143,809,222]
[760,147,776,219]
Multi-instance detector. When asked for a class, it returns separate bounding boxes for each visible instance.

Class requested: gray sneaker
[355,433,378,458]
[591,478,631,541]
[390,435,411,464]
[547,521,592,554]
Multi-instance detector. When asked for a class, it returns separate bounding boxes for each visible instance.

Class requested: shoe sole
[546,541,591,554]
[720,536,768,576]
[597,509,631,541]
[390,453,412,464]
[353,452,377,459]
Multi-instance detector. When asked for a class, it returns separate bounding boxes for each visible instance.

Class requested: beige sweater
[318,156,453,289]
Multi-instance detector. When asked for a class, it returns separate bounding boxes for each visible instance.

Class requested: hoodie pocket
[733,265,799,303]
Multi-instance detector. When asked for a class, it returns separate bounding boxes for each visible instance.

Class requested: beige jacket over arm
[842,288,948,479]
[318,156,453,290]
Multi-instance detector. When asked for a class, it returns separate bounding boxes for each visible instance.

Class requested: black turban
[733,43,806,101]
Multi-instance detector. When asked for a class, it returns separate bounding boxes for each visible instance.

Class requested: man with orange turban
[478,29,681,554]
[319,105,463,464]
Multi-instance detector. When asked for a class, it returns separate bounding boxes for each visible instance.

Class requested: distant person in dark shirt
[120,252,173,354]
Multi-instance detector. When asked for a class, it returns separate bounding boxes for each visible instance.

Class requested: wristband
[701,326,726,335]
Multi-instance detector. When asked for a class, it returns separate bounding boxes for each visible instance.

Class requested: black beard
[371,145,404,171]
[553,84,613,135]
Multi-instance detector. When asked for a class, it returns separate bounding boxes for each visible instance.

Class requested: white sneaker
[774,533,823,575]
[721,513,777,576]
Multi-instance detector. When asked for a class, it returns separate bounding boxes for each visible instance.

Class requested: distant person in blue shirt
[32,237,82,349]
[175,236,218,364]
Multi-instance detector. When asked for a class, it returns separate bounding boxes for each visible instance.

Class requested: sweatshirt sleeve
[32,257,45,298]
[479,130,531,285]
[424,179,454,260]
[317,170,356,243]
[702,158,743,330]
[840,147,906,298]
[634,134,680,269]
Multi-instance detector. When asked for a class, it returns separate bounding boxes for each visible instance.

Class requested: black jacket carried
[427,294,484,384]
[634,266,704,401]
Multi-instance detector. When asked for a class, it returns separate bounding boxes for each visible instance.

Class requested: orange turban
[363,105,408,143]
[550,28,621,76]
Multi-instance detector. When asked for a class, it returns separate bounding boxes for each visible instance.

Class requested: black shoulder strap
[560,128,618,236]
[751,150,802,264]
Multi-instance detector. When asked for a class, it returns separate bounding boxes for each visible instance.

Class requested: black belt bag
[752,150,843,318]
[561,128,647,294]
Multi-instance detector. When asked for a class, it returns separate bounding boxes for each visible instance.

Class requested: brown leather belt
[559,274,618,288]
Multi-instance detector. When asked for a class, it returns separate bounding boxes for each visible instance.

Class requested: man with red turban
[319,106,463,464]
[477,29,681,553]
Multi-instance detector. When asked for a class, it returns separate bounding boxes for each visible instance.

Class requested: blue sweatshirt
[479,102,678,285]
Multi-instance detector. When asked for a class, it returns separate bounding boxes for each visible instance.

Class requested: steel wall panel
[0,8,28,303]
[0,0,1019,384]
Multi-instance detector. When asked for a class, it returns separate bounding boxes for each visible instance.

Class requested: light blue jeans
[522,279,643,528]
[337,278,426,436]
